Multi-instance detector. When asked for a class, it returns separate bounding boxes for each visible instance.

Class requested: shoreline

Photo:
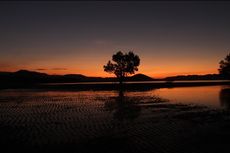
[0,93,229,153]
[1,80,230,90]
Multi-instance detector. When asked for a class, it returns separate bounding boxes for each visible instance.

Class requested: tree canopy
[103,51,140,84]
[219,53,230,78]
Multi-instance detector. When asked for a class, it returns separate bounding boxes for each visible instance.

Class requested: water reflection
[219,88,230,110]
[153,86,221,108]
[104,90,141,121]
[1,85,230,111]
[104,89,169,121]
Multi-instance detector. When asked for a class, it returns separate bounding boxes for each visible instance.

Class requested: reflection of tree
[104,90,141,121]
[104,89,168,121]
[219,88,230,110]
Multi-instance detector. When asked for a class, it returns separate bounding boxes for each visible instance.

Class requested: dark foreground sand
[0,90,230,153]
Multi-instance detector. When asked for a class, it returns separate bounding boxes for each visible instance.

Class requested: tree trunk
[119,78,122,85]
[118,76,124,103]
[118,76,124,85]
[118,76,124,93]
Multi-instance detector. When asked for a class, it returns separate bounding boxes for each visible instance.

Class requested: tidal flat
[0,86,230,153]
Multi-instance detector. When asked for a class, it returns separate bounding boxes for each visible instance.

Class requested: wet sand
[0,90,230,153]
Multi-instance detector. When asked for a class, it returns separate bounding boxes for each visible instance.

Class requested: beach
[0,88,230,153]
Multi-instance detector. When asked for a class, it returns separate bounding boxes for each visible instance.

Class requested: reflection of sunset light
[153,86,222,107]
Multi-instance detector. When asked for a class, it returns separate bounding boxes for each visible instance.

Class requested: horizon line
[0,69,220,79]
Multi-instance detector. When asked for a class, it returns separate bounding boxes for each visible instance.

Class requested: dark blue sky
[0,2,230,77]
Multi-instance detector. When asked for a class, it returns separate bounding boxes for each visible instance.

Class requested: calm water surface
[43,80,230,85]
[123,85,230,108]
[0,85,230,109]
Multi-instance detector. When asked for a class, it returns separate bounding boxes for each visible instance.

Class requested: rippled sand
[0,89,229,153]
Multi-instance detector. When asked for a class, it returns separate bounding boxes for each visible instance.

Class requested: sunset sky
[0,1,230,78]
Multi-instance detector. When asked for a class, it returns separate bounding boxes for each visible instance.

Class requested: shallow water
[125,85,230,109]
[153,85,230,108]
[0,85,230,109]
[0,85,230,153]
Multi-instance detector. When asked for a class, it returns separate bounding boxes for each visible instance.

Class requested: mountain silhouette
[0,70,154,85]
[0,70,228,88]
[126,73,154,81]
[165,74,227,81]
[14,70,48,77]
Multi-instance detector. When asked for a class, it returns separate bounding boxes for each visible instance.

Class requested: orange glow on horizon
[0,2,228,81]
[0,67,218,79]
[0,52,220,79]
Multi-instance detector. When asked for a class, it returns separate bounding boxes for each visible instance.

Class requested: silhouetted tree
[103,51,140,85]
[219,53,230,78]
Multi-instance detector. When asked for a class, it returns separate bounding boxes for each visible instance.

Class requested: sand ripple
[0,90,229,153]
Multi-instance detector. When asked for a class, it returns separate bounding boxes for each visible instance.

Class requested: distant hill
[127,73,154,81]
[0,70,48,84]
[14,70,48,76]
[0,72,12,75]
[164,74,227,81]
[1,70,227,86]
[0,70,154,84]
